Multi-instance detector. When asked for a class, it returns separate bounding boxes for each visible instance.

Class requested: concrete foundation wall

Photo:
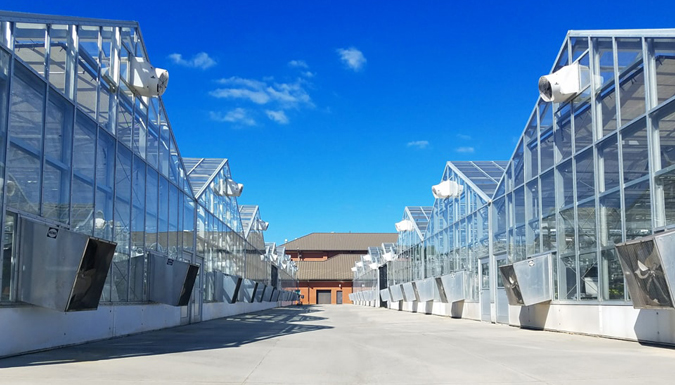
[361,300,675,345]
[0,301,290,358]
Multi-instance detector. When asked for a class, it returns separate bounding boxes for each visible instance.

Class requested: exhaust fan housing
[615,231,675,309]
[389,284,404,301]
[439,271,469,303]
[538,62,590,103]
[415,277,440,302]
[19,218,116,312]
[432,180,463,199]
[499,254,552,306]
[129,56,169,97]
[402,281,419,302]
[380,288,391,302]
[147,253,199,306]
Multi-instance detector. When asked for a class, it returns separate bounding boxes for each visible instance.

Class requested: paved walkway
[1,305,674,384]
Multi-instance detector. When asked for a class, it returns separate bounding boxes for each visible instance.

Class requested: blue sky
[6,1,674,244]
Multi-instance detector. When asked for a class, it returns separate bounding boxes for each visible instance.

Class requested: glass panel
[514,186,525,226]
[654,39,675,106]
[576,148,595,201]
[541,170,555,217]
[657,103,675,170]
[13,23,47,75]
[579,252,598,300]
[540,102,555,171]
[594,38,615,92]
[76,26,99,121]
[98,83,113,130]
[42,89,73,223]
[559,159,574,207]
[71,112,96,234]
[624,180,651,240]
[555,103,573,161]
[601,249,625,300]
[133,98,148,159]
[48,25,69,94]
[95,129,115,240]
[158,177,169,252]
[659,169,675,227]
[117,94,133,148]
[574,98,593,151]
[577,200,596,251]
[599,135,620,192]
[617,38,645,126]
[481,262,489,290]
[145,168,158,250]
[560,254,578,300]
[130,155,145,302]
[112,145,132,302]
[513,142,524,187]
[559,207,575,254]
[621,120,649,183]
[1,212,17,302]
[542,214,556,251]
[599,190,622,247]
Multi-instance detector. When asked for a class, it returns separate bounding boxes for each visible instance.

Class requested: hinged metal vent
[498,254,552,306]
[19,218,116,312]
[147,253,199,306]
[439,271,469,303]
[615,231,675,309]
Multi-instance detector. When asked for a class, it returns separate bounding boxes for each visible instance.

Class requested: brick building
[283,233,398,304]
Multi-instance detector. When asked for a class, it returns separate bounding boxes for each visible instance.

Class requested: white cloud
[302,71,315,78]
[210,77,313,109]
[456,147,475,153]
[288,60,308,68]
[168,52,216,70]
[209,108,256,126]
[337,47,366,71]
[457,134,471,140]
[266,110,289,125]
[407,140,429,149]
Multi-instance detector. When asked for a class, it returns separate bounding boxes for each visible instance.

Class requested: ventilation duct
[19,218,116,312]
[147,253,199,306]
[402,282,418,302]
[538,62,590,103]
[615,231,675,309]
[439,271,469,303]
[499,254,552,306]
[389,284,404,301]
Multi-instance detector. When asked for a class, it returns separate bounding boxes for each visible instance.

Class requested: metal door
[336,290,343,304]
[191,256,203,323]
[317,290,331,304]
[480,257,491,322]
[495,254,509,324]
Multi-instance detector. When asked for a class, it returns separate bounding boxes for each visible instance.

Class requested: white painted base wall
[361,300,675,345]
[0,301,289,358]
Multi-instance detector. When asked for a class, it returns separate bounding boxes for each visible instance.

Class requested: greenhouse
[353,29,675,345]
[0,11,297,358]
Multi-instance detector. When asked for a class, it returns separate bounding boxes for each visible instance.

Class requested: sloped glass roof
[406,206,433,235]
[449,161,508,198]
[183,158,228,197]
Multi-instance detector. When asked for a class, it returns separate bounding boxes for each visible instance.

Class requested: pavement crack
[240,337,279,384]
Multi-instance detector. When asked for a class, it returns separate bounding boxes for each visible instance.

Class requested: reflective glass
[654,39,675,105]
[616,38,645,126]
[95,129,115,240]
[599,191,622,246]
[579,252,598,300]
[624,180,651,240]
[555,104,573,161]
[598,135,620,192]
[657,103,675,170]
[559,159,574,207]
[621,120,649,183]
[42,89,72,223]
[601,249,625,300]
[577,200,596,251]
[559,254,578,300]
[576,149,595,201]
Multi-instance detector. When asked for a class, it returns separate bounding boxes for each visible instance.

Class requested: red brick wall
[298,281,353,305]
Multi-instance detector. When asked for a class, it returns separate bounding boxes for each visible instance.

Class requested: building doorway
[317,290,331,304]
[495,254,509,324]
[479,257,491,322]
[336,290,343,304]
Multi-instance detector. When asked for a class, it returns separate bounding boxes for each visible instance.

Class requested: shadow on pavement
[0,305,330,368]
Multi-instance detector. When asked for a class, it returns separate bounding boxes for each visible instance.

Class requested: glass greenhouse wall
[354,29,675,345]
[0,12,297,316]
